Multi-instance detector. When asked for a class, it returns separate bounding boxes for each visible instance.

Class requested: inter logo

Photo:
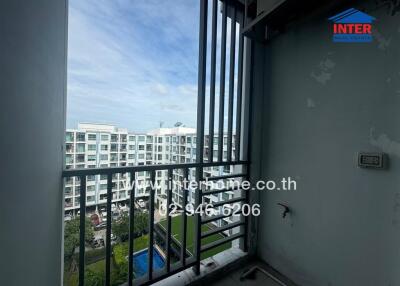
[328,8,376,43]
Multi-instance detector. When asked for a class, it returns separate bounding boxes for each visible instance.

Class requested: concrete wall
[0,1,67,285]
[251,1,400,285]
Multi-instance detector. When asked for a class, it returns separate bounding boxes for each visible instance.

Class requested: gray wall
[251,1,400,286]
[0,1,67,285]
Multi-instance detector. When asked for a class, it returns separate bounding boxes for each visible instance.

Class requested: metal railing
[63,160,248,286]
[63,0,249,285]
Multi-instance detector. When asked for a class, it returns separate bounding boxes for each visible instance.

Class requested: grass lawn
[64,235,149,286]
[113,235,149,265]
[159,215,231,259]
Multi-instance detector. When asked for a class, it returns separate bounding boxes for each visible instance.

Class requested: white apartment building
[64,123,238,227]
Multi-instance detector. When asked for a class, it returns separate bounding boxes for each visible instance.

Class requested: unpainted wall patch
[310,57,336,85]
[307,98,316,108]
[370,128,400,157]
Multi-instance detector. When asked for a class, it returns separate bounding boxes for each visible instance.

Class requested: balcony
[63,159,247,286]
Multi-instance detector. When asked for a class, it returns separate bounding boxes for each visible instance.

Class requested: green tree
[112,211,149,242]
[64,217,94,259]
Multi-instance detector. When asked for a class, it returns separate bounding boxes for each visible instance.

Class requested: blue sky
[67,0,200,132]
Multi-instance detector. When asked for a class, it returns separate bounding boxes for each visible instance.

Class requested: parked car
[94,222,106,231]
[91,235,104,248]
[64,214,72,222]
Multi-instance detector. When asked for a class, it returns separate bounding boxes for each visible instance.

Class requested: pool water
[133,248,165,277]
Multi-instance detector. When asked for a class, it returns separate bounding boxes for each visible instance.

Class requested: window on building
[129,145,135,150]
[88,134,97,141]
[88,144,96,151]
[138,136,145,142]
[76,144,85,153]
[128,154,135,159]
[138,154,145,159]
[65,154,74,164]
[120,144,127,151]
[138,145,144,151]
[77,132,85,142]
[100,154,108,161]
[101,134,109,141]
[101,144,108,151]
[76,154,85,163]
[87,185,95,192]
[87,155,96,162]
[66,132,74,142]
[110,144,118,152]
[129,135,135,142]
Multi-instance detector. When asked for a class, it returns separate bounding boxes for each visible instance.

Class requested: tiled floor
[208,269,282,286]
[206,261,291,286]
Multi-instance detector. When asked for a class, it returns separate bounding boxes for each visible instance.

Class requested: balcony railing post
[78,175,86,286]
[218,1,228,162]
[147,170,156,280]
[166,168,173,272]
[227,5,236,163]
[208,0,218,163]
[235,11,244,162]
[105,173,112,286]
[180,168,189,266]
[128,171,136,286]
[194,0,208,276]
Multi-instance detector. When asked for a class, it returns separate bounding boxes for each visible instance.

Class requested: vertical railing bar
[218,1,227,162]
[148,170,156,280]
[235,12,244,161]
[78,175,86,286]
[128,171,136,286]
[227,6,236,162]
[241,33,254,254]
[194,0,208,276]
[180,168,189,266]
[166,169,173,272]
[208,0,218,163]
[105,173,112,286]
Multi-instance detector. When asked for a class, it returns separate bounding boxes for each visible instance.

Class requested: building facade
[64,123,238,220]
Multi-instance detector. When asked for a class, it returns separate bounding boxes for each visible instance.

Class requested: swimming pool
[133,248,165,277]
